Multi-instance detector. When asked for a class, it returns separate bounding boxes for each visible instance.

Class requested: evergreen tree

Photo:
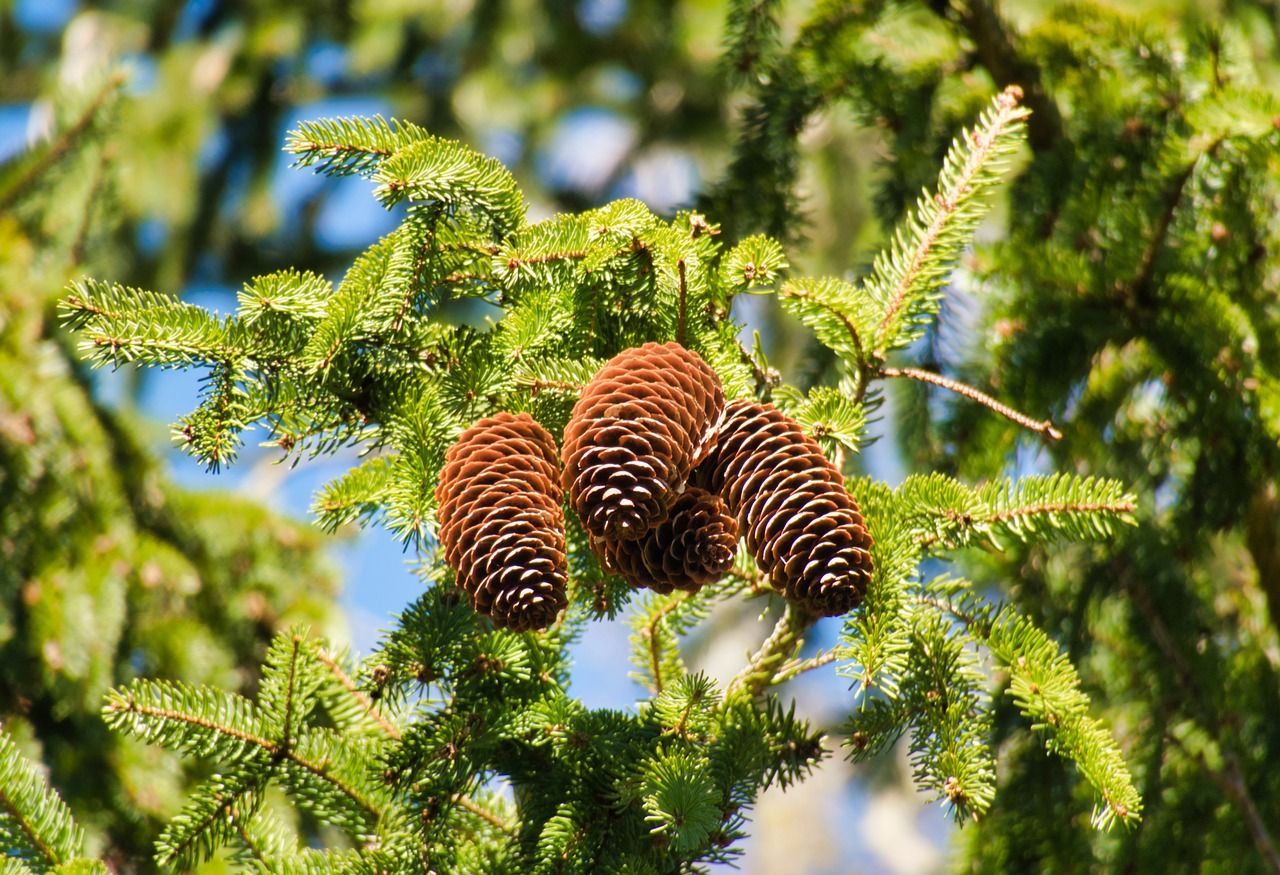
[15,84,1143,872]
[0,71,340,864]
[701,0,1280,871]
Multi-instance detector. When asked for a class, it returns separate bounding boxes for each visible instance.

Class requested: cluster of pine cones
[435,342,874,631]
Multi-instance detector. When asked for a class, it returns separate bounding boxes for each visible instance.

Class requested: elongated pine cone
[562,342,724,542]
[436,412,568,631]
[695,400,874,617]
[593,487,738,594]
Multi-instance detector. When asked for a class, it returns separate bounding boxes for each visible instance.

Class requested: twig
[1164,733,1280,875]
[736,339,775,401]
[772,647,845,686]
[315,647,401,739]
[727,602,817,697]
[881,365,1062,440]
[0,71,126,212]
[68,147,113,266]
[676,259,689,346]
[643,593,691,693]
[873,85,1025,351]
[1126,152,1209,311]
[780,282,876,400]
[453,793,518,838]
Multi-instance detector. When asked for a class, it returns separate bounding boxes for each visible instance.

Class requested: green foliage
[45,79,1151,871]
[745,1,1280,871]
[0,729,85,870]
[0,69,341,865]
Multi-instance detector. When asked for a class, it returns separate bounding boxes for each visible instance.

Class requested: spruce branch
[728,602,816,698]
[0,728,85,869]
[867,85,1029,354]
[881,365,1062,440]
[0,70,125,212]
[315,647,401,740]
[983,611,1142,829]
[104,684,384,822]
[286,115,431,178]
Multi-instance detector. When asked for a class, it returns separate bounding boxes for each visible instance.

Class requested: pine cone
[594,487,738,594]
[436,412,568,631]
[695,400,873,617]
[562,342,724,542]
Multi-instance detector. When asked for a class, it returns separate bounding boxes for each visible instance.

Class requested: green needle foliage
[37,83,1148,871]
[705,0,1280,870]
[0,71,340,863]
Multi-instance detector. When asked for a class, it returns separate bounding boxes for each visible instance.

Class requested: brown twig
[881,365,1062,440]
[0,71,126,213]
[453,793,518,838]
[315,647,401,739]
[676,259,689,346]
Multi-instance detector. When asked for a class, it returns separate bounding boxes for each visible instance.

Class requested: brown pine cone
[694,400,873,617]
[562,342,724,542]
[436,412,568,631]
[594,487,738,594]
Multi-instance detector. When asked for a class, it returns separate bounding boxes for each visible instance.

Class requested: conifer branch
[106,695,383,820]
[772,647,845,685]
[0,779,60,868]
[315,648,401,739]
[0,71,125,212]
[868,85,1028,353]
[881,366,1062,440]
[453,794,517,838]
[728,602,816,697]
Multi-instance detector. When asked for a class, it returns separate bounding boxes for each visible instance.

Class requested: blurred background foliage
[2,0,1279,872]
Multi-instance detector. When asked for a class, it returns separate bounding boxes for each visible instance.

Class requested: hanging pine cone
[562,342,724,542]
[593,487,738,594]
[436,412,568,631]
[694,400,874,617]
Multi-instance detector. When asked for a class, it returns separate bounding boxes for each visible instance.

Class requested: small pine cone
[436,412,568,631]
[594,487,738,594]
[562,342,724,542]
[695,400,873,617]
